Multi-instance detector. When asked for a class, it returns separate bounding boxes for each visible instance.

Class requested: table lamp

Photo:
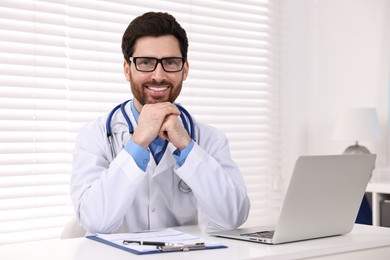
[332,107,381,154]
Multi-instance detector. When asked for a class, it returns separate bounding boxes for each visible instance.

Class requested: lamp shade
[332,107,381,141]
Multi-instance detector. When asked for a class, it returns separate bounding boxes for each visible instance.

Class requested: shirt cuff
[124,140,150,171]
[173,140,195,167]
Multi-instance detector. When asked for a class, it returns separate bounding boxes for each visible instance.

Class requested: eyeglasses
[129,57,186,72]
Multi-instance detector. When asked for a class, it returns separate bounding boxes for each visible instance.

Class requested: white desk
[2,224,390,260]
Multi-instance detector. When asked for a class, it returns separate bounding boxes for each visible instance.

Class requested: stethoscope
[106,99,194,193]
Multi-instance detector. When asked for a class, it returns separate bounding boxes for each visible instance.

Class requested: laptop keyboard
[241,230,275,239]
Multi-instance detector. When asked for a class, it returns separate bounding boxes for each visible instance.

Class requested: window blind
[0,0,281,244]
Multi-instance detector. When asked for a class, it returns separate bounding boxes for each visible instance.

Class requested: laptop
[211,154,376,244]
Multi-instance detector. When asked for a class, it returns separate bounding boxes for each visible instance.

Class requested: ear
[182,60,189,81]
[123,59,131,81]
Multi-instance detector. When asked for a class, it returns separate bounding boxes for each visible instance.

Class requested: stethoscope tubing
[106,99,194,193]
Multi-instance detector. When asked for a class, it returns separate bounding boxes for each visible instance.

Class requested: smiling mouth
[146,86,169,92]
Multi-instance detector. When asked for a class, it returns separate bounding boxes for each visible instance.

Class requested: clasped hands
[131,102,191,151]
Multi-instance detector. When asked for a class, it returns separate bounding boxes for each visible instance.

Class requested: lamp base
[343,144,371,154]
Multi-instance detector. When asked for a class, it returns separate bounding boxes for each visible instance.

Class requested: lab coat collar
[147,142,177,177]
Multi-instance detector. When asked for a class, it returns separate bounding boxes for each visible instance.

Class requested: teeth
[148,86,168,91]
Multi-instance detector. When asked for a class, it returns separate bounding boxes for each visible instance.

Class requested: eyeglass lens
[134,57,184,72]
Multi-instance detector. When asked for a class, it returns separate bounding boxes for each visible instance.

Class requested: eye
[164,58,182,67]
[165,59,176,65]
[138,58,153,65]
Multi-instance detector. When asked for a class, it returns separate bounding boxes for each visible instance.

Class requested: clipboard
[86,228,227,255]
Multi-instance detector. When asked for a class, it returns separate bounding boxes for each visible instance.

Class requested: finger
[158,102,181,116]
[159,130,169,141]
[158,115,175,140]
[141,103,180,121]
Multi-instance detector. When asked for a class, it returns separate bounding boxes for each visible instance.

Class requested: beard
[129,72,183,106]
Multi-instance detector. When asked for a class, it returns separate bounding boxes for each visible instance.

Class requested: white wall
[280,0,390,184]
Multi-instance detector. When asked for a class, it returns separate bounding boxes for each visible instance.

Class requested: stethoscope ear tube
[120,100,134,134]
[106,103,122,159]
[108,135,116,158]
[106,103,122,137]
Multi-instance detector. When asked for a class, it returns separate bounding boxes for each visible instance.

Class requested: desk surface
[2,224,390,260]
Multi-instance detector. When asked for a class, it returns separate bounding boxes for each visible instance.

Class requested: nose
[151,62,166,82]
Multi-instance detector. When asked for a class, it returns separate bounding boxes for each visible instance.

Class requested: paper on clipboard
[87,228,227,254]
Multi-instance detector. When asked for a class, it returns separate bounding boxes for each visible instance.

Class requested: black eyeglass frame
[129,56,186,72]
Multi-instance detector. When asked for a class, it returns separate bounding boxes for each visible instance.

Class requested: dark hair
[121,12,188,62]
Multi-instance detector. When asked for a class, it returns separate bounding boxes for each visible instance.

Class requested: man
[71,12,250,234]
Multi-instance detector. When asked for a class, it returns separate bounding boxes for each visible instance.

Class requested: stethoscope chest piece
[179,179,192,193]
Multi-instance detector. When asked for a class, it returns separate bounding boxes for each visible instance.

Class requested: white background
[280,0,390,186]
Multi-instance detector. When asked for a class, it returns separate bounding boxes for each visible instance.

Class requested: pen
[122,240,171,246]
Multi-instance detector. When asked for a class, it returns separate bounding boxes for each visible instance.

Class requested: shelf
[366,182,390,194]
[366,170,390,226]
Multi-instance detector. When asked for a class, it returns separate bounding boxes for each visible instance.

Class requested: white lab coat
[71,102,250,234]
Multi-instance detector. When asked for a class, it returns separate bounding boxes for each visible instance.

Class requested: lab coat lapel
[147,152,157,172]
[150,143,176,177]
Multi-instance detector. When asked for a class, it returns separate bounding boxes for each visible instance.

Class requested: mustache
[143,79,173,86]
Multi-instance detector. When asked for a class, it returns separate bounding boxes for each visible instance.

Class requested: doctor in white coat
[71,11,250,234]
